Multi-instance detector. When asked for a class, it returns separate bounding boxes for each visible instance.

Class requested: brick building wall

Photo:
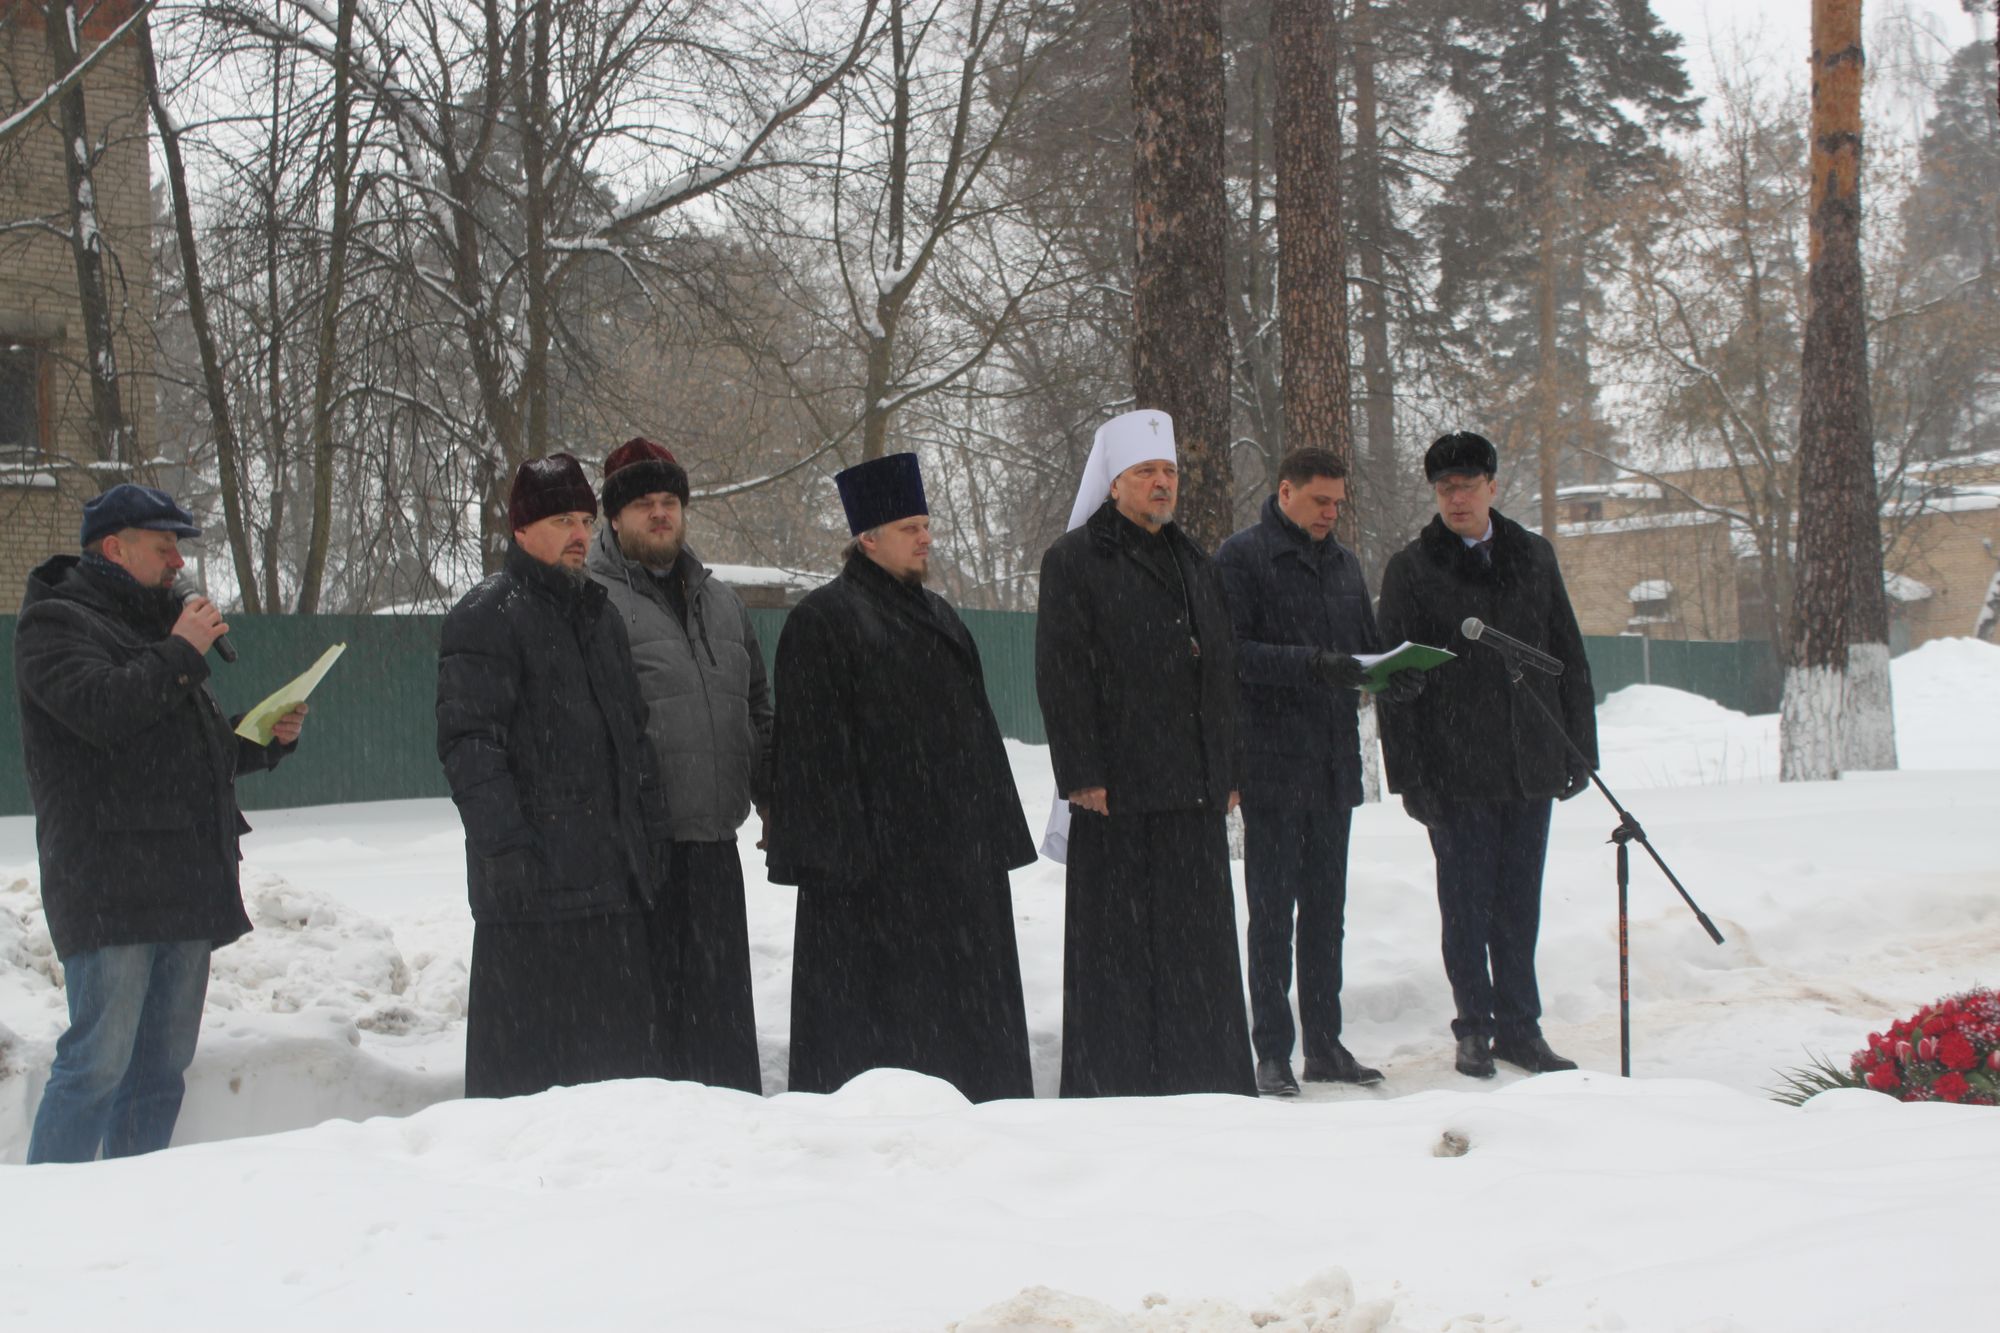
[0,1,156,601]
[1557,512,1742,641]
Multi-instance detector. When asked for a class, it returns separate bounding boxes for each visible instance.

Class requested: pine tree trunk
[1131,0,1231,553]
[1784,0,1896,780]
[1272,0,1354,546]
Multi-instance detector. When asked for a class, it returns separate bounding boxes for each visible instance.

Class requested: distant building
[1554,454,2000,653]
[0,0,155,596]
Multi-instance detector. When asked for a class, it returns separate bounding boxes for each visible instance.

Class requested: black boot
[1301,1042,1384,1086]
[1454,1034,1495,1079]
[1493,1034,1578,1074]
[1255,1058,1300,1097]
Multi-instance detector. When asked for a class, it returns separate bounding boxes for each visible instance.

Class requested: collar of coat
[504,539,607,614]
[1416,508,1525,581]
[1085,497,1198,561]
[586,522,710,604]
[1258,492,1351,565]
[839,549,974,659]
[24,552,179,636]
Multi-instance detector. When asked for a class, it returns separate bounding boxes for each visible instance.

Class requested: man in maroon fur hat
[587,437,771,1094]
[436,453,672,1098]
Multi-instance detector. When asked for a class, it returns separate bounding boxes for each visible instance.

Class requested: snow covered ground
[1,638,1996,1330]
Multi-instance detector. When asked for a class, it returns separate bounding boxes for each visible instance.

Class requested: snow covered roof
[706,563,831,595]
[1884,573,1934,602]
[1628,580,1674,601]
[1561,509,1726,537]
[1558,481,1663,501]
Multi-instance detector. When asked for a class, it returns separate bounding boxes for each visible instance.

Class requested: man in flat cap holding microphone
[1035,410,1255,1099]
[766,452,1034,1102]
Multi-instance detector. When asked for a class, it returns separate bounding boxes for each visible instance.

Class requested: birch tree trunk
[1131,0,1231,552]
[43,0,133,467]
[139,15,261,611]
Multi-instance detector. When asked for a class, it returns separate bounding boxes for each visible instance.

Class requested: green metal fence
[0,609,1769,816]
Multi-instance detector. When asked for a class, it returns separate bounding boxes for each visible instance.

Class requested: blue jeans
[27,940,212,1164]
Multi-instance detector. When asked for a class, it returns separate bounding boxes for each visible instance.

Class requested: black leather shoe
[1301,1043,1384,1086]
[1493,1035,1579,1074]
[1454,1034,1495,1079]
[1255,1058,1300,1097]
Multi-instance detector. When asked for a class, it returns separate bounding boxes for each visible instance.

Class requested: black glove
[1559,764,1592,802]
[1312,650,1372,692]
[1401,788,1444,830]
[1380,668,1427,704]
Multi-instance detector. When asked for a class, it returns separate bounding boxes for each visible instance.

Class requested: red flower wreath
[1848,988,2000,1107]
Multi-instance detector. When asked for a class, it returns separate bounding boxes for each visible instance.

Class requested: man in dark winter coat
[18,483,306,1163]
[766,452,1033,1103]
[1216,448,1422,1097]
[588,436,771,1094]
[1376,431,1598,1079]
[437,453,671,1099]
[1036,409,1256,1099]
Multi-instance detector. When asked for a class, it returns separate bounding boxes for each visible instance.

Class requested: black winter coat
[15,556,292,958]
[437,542,669,924]
[765,552,1035,888]
[1375,511,1598,802]
[1035,501,1241,814]
[1214,495,1382,810]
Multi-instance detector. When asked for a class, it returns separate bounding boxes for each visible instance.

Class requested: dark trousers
[1427,797,1553,1042]
[648,840,762,1094]
[1242,804,1353,1064]
[465,912,658,1099]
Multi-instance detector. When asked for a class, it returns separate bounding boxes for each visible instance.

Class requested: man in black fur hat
[766,453,1034,1101]
[437,453,671,1098]
[1376,431,1598,1079]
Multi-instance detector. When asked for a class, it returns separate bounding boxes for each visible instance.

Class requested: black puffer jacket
[437,542,670,924]
[1035,501,1242,815]
[1375,510,1598,802]
[15,555,293,958]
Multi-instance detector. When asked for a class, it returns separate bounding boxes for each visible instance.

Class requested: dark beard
[619,529,681,572]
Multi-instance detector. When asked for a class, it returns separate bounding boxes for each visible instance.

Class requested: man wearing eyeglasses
[437,452,672,1098]
[1375,432,1598,1080]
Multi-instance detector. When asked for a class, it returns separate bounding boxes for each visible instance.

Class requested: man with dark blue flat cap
[766,452,1034,1101]
[17,483,307,1162]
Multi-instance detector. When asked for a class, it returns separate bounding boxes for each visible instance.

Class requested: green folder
[235,643,346,745]
[1357,641,1454,693]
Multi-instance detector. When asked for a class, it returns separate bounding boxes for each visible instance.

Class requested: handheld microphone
[173,574,238,664]
[1461,617,1562,676]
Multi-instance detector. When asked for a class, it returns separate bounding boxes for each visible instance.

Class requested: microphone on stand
[173,573,238,664]
[1461,616,1562,676]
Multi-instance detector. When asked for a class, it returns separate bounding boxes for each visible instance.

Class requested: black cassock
[1036,502,1257,1099]
[766,553,1035,1102]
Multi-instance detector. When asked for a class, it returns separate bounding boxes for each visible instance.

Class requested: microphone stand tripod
[1483,646,1725,1076]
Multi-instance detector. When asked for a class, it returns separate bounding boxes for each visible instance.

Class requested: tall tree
[1431,0,1696,540]
[1783,0,1895,781]
[1272,0,1354,542]
[41,0,135,465]
[1130,0,1230,551]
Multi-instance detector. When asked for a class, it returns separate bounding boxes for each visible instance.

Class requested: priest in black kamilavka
[766,453,1035,1102]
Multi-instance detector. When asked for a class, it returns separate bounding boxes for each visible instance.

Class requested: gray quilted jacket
[586,525,773,842]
